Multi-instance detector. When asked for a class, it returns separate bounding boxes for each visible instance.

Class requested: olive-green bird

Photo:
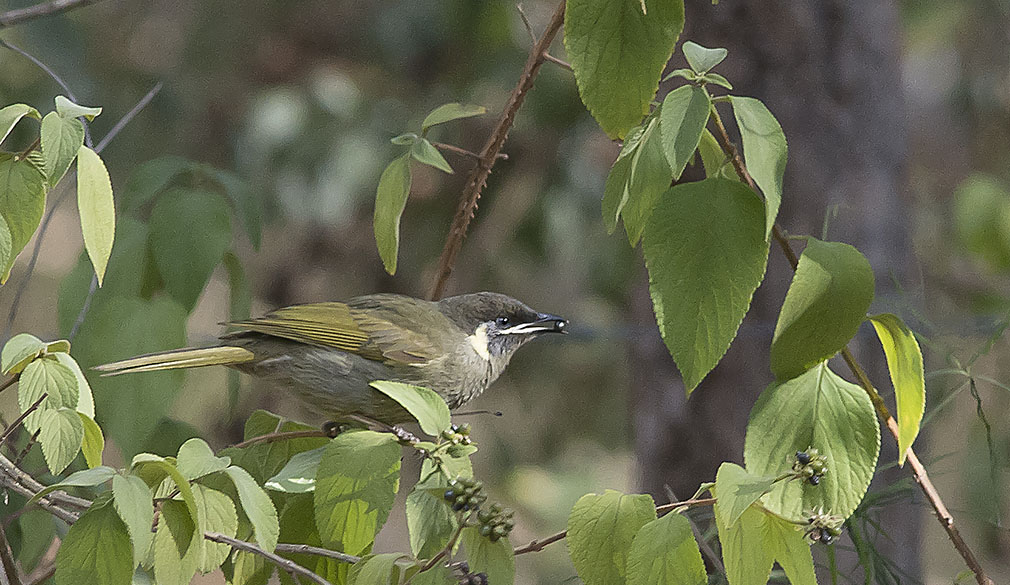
[95,292,567,425]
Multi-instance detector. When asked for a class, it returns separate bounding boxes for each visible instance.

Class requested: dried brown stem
[205,532,334,585]
[709,104,993,585]
[0,0,104,27]
[229,429,328,449]
[429,0,567,300]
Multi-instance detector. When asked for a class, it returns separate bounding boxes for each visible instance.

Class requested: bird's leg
[345,414,420,446]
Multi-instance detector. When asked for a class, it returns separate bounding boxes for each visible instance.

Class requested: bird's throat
[468,323,491,361]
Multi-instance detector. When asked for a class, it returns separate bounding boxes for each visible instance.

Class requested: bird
[94,292,567,425]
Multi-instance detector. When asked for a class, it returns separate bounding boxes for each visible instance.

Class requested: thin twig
[665,486,724,575]
[274,543,361,565]
[429,0,566,300]
[229,429,328,450]
[94,81,163,152]
[543,53,573,71]
[0,378,16,395]
[204,532,334,585]
[420,522,465,571]
[512,496,716,555]
[0,393,47,446]
[709,103,994,585]
[0,526,21,585]
[516,3,571,70]
[0,455,79,524]
[431,142,507,162]
[0,0,104,27]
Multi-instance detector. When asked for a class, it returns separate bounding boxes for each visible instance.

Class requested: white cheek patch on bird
[468,323,491,361]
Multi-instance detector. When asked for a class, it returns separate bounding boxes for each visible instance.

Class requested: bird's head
[438,292,567,363]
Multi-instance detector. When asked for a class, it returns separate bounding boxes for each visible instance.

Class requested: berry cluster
[443,477,487,511]
[793,448,828,486]
[459,572,488,585]
[804,509,844,545]
[476,503,515,542]
[441,423,473,445]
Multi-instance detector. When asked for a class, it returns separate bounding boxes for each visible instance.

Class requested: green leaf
[391,133,418,146]
[696,128,729,179]
[192,484,239,573]
[407,460,458,558]
[120,156,195,212]
[411,565,456,585]
[869,313,925,465]
[658,85,711,179]
[701,72,733,90]
[626,512,707,585]
[223,410,328,484]
[223,466,280,551]
[601,124,645,233]
[565,0,685,138]
[348,553,416,585]
[461,526,515,585]
[0,215,11,278]
[29,465,116,505]
[210,168,263,249]
[373,154,412,275]
[0,104,40,145]
[131,455,201,545]
[642,178,769,393]
[682,41,728,74]
[714,463,775,528]
[314,430,401,556]
[763,514,816,585]
[19,356,79,432]
[176,438,232,481]
[622,115,673,246]
[369,381,451,437]
[662,68,697,82]
[148,187,232,311]
[2,332,45,375]
[567,490,656,585]
[0,153,47,283]
[79,413,104,467]
[39,408,85,474]
[153,500,199,585]
[770,238,875,380]
[744,363,880,520]
[113,473,155,566]
[76,145,116,286]
[729,96,786,237]
[713,504,773,585]
[55,502,133,585]
[46,339,71,353]
[40,112,85,186]
[265,446,325,493]
[421,103,487,133]
[53,352,94,417]
[411,139,453,174]
[55,95,103,120]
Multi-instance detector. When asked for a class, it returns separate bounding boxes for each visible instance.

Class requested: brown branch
[204,532,334,585]
[0,377,16,395]
[0,0,104,27]
[428,0,567,300]
[512,496,716,556]
[431,142,508,162]
[0,393,47,446]
[229,429,328,449]
[274,543,361,565]
[419,522,465,572]
[0,525,21,585]
[709,104,994,585]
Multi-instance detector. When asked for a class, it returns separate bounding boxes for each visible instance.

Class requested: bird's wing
[225,301,439,365]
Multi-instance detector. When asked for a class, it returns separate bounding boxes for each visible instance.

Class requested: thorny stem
[428,0,567,300]
[709,103,994,585]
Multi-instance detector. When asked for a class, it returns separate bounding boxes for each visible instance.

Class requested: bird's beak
[500,313,568,335]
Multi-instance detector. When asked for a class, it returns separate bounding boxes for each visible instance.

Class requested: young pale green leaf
[642,179,768,394]
[696,128,731,180]
[131,456,201,543]
[407,460,458,559]
[373,154,412,275]
[79,413,104,468]
[51,352,94,417]
[39,407,85,474]
[702,72,733,90]
[2,332,45,375]
[0,153,47,283]
[658,85,711,179]
[770,238,874,380]
[55,95,103,120]
[29,465,116,505]
[745,363,880,520]
[46,339,71,353]
[223,465,279,551]
[763,515,816,585]
[714,504,774,585]
[0,215,10,278]
[662,68,697,82]
[622,116,672,245]
[567,490,656,585]
[112,473,155,566]
[729,96,786,237]
[176,438,232,480]
[19,356,79,432]
[153,500,200,585]
[348,553,416,585]
[369,381,451,437]
[626,512,706,585]
[565,0,685,139]
[265,445,325,493]
[682,41,728,74]
[601,123,645,233]
[192,484,239,573]
[40,112,85,186]
[461,526,515,585]
[713,463,776,529]
[76,145,116,286]
[421,103,487,133]
[411,139,453,174]
[391,132,419,146]
[55,502,133,585]
[148,188,232,311]
[0,104,41,145]
[314,430,401,556]
[869,313,925,465]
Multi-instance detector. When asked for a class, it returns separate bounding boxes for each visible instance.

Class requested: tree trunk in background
[630,0,918,577]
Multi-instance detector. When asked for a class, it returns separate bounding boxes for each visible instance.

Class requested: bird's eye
[496,316,510,327]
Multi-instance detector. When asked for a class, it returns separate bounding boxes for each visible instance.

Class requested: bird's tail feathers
[93,346,255,376]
